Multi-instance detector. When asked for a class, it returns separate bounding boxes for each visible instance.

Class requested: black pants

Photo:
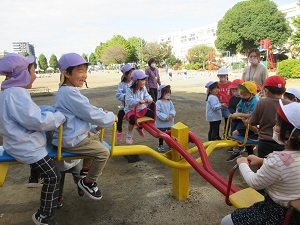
[148,88,157,111]
[128,110,154,126]
[208,120,221,141]
[58,162,81,196]
[117,109,125,132]
[158,127,170,146]
[258,140,285,158]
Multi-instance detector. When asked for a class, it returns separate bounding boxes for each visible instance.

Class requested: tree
[100,46,127,65]
[290,0,300,58]
[20,52,29,57]
[82,53,88,62]
[127,37,146,62]
[38,54,48,72]
[215,0,292,54]
[89,53,97,65]
[141,42,172,66]
[186,45,216,68]
[49,54,58,71]
[166,55,182,66]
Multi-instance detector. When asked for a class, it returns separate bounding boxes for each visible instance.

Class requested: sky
[0,0,297,59]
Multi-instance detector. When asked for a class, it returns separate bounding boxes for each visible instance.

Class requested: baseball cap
[237,81,257,95]
[277,99,300,129]
[264,75,286,88]
[286,88,300,100]
[58,53,91,73]
[217,67,228,75]
[256,84,262,91]
[129,70,148,87]
[121,64,134,74]
[205,81,218,88]
[228,79,243,89]
[0,53,35,90]
[157,84,170,99]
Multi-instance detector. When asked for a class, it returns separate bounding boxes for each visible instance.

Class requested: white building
[158,2,299,62]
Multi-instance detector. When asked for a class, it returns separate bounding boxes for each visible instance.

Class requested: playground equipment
[0,107,265,208]
[259,39,276,70]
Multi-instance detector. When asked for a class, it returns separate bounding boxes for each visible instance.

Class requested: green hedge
[277,59,300,79]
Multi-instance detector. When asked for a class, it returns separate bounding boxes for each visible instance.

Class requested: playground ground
[1,70,300,225]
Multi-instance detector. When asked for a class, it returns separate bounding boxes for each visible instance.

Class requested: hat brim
[27,56,35,64]
[237,84,249,93]
[277,99,290,124]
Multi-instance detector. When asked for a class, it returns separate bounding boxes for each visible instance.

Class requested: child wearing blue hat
[0,53,66,225]
[115,64,135,142]
[52,53,117,201]
[155,84,176,152]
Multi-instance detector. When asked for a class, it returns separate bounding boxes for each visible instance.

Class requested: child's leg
[210,121,221,141]
[31,155,61,217]
[58,171,66,197]
[116,109,125,132]
[28,164,41,188]
[81,158,92,175]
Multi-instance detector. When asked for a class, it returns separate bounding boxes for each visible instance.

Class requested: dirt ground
[0,70,299,225]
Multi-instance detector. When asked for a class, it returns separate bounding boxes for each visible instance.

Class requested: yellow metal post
[171,122,190,200]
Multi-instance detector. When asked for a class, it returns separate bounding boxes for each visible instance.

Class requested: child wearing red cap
[221,99,300,225]
[249,75,288,157]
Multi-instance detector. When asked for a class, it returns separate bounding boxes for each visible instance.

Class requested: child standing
[124,70,154,144]
[168,66,173,81]
[52,53,117,200]
[0,53,66,225]
[116,64,135,141]
[155,85,176,152]
[227,81,259,162]
[249,76,287,158]
[205,81,226,141]
[216,67,232,139]
[221,99,300,225]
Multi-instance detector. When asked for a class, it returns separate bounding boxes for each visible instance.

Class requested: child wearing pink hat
[0,53,66,225]
[222,99,300,225]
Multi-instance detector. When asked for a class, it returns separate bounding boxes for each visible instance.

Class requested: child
[249,76,287,158]
[155,84,176,152]
[205,81,226,141]
[221,99,300,225]
[168,66,173,81]
[124,70,154,162]
[216,67,232,139]
[115,64,135,141]
[52,53,117,200]
[227,81,259,162]
[0,53,66,225]
[284,87,300,103]
[182,67,187,79]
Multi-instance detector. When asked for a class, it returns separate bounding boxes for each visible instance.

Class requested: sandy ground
[0,70,300,225]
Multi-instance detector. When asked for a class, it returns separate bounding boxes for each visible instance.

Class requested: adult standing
[145,58,161,110]
[241,48,268,87]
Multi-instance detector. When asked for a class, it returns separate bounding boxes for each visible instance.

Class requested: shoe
[57,195,63,208]
[27,176,42,188]
[125,155,142,163]
[78,186,85,196]
[32,212,58,225]
[80,166,90,176]
[248,133,259,141]
[126,133,133,144]
[116,131,122,141]
[78,178,103,200]
[227,148,234,153]
[158,145,165,153]
[136,127,146,137]
[226,151,241,162]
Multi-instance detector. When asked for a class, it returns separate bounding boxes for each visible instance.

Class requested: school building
[158,2,300,63]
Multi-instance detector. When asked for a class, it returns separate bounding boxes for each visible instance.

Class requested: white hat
[278,99,300,129]
[286,88,300,100]
[217,67,228,75]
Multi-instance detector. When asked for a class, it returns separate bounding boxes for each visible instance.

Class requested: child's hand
[228,114,235,119]
[140,100,146,104]
[166,115,172,121]
[221,103,227,108]
[147,99,153,104]
[237,157,249,165]
[114,115,118,122]
[247,155,263,166]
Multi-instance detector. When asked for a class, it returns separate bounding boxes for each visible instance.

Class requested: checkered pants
[30,155,61,216]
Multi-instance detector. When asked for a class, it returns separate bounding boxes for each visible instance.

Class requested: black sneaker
[32,212,58,225]
[78,178,103,200]
[27,176,41,188]
[226,151,241,162]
